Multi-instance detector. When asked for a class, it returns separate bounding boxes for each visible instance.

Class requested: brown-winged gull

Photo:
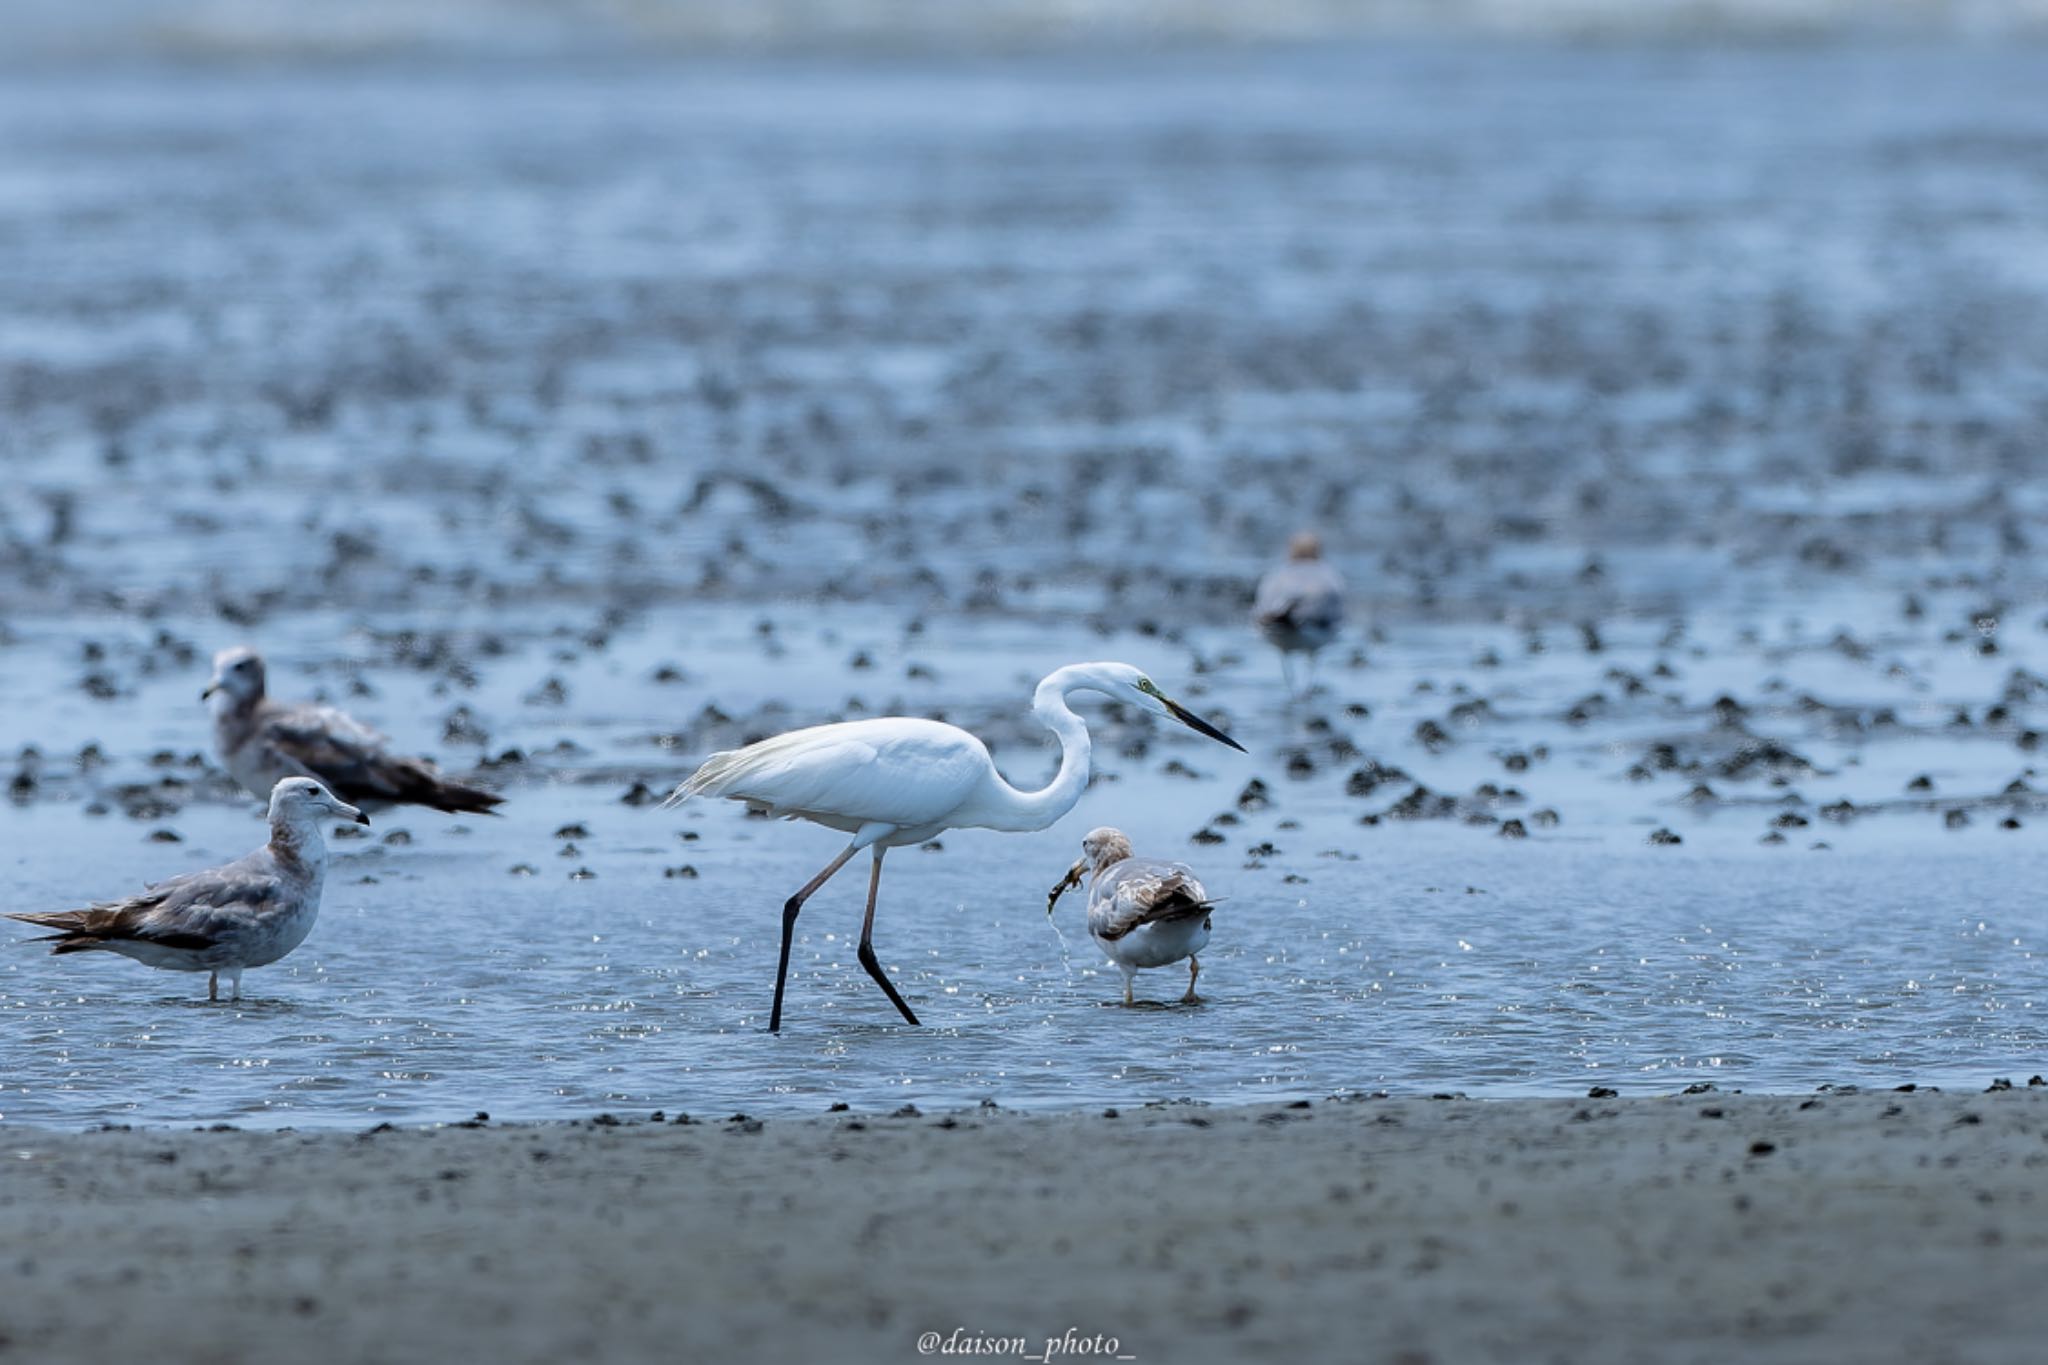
[1047,826,1215,1006]
[1253,531,1346,695]
[6,776,367,1001]
[204,646,503,814]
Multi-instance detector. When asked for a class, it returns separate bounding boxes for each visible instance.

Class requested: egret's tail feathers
[662,746,744,810]
[664,730,827,812]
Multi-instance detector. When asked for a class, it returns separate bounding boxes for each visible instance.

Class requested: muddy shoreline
[4,1087,2045,1364]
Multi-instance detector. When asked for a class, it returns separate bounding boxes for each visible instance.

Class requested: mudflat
[4,1088,2043,1364]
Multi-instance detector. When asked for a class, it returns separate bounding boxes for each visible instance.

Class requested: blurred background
[5,1,2048,1123]
[4,0,2047,629]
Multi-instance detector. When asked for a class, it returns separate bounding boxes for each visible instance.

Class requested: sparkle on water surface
[5,43,2048,1125]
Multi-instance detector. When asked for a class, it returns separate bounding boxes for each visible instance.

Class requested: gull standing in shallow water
[1048,827,1215,1006]
[204,646,503,814]
[1253,531,1346,696]
[6,777,366,1001]
[669,662,1244,1031]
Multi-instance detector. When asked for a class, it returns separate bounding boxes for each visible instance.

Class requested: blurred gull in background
[1252,531,1346,697]
[205,647,504,815]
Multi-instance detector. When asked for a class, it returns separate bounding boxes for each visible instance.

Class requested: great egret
[1253,532,1346,695]
[5,777,368,1002]
[670,661,1243,1031]
[204,646,504,814]
[1047,826,1215,1005]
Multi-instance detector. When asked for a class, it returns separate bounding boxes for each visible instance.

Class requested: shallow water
[5,44,2048,1126]
[5,609,2046,1127]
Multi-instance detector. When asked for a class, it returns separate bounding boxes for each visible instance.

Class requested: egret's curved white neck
[990,664,1105,833]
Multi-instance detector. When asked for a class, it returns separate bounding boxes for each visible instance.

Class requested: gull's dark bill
[1164,698,1247,752]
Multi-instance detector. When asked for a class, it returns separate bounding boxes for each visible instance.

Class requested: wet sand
[4,1087,2044,1364]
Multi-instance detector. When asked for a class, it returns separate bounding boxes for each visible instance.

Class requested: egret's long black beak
[1164,698,1246,752]
[349,809,371,826]
[200,682,220,701]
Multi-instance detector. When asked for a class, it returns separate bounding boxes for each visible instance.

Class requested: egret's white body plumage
[670,662,1244,1030]
[679,718,997,845]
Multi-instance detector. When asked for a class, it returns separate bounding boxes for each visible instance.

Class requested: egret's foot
[1182,990,1204,1005]
[1183,956,1201,1005]
[207,972,219,1003]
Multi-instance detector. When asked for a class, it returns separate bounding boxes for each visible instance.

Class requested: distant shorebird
[6,777,366,1001]
[669,662,1244,1031]
[1048,827,1215,1005]
[1253,531,1346,695]
[204,647,502,814]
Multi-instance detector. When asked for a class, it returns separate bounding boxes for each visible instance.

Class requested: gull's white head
[268,776,368,828]
[1080,826,1135,870]
[202,646,267,708]
[1061,662,1246,753]
[1049,825,1140,914]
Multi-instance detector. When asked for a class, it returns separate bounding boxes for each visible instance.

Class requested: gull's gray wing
[254,700,391,788]
[254,700,501,813]
[7,850,290,953]
[1254,560,1346,634]
[1088,858,1214,942]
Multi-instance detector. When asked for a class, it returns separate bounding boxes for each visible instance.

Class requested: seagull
[1047,826,1215,1006]
[5,777,367,1001]
[1253,531,1346,695]
[669,661,1244,1031]
[204,646,503,814]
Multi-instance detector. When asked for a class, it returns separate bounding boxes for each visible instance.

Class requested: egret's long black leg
[771,845,858,1033]
[856,850,921,1026]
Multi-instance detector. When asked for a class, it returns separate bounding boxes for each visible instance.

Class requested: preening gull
[6,777,366,1001]
[204,646,503,814]
[1047,826,1215,1006]
[1253,531,1346,695]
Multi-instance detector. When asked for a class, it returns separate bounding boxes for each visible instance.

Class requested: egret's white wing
[1088,857,1213,941]
[1253,560,1346,633]
[673,718,990,830]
